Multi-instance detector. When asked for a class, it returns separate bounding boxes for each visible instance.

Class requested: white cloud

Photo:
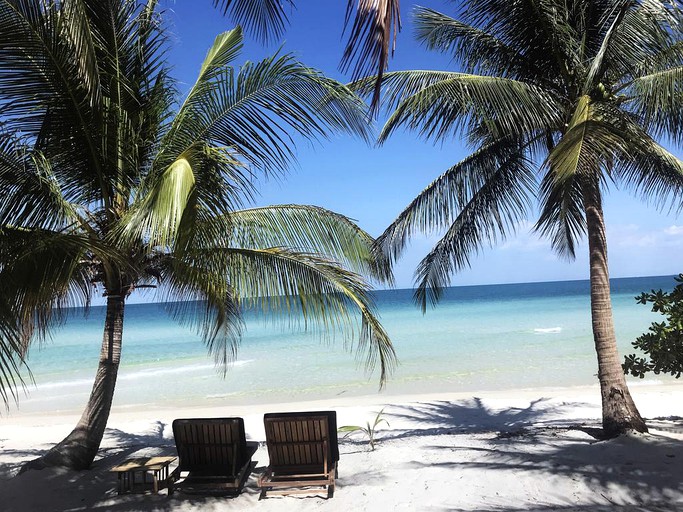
[664,225,683,236]
[607,224,656,248]
[500,220,552,251]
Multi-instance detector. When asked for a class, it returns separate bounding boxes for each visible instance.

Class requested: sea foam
[534,327,562,334]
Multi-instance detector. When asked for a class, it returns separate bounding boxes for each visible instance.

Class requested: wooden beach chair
[258,410,339,499]
[169,417,258,496]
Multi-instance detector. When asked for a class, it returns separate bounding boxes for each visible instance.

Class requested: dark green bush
[623,275,683,379]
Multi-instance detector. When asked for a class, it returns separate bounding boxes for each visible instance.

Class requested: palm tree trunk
[583,184,647,437]
[21,293,125,471]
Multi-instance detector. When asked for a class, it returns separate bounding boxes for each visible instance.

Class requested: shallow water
[10,275,677,415]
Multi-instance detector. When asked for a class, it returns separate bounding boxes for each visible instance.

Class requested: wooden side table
[111,456,177,494]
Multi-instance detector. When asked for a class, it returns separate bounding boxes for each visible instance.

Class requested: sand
[1,383,682,511]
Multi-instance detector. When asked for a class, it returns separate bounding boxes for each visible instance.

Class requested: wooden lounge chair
[169,417,258,496]
[258,410,339,499]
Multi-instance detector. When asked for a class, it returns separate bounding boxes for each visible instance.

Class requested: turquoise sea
[9,275,679,415]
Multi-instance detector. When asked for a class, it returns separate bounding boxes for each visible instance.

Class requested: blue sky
[160,0,683,289]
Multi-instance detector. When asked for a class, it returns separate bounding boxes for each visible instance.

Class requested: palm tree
[356,0,683,437]
[211,0,402,108]
[0,0,395,471]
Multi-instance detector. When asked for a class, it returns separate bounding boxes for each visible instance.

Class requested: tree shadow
[376,397,600,440]
[4,401,682,511]
[0,448,45,480]
[343,399,683,509]
[433,505,677,512]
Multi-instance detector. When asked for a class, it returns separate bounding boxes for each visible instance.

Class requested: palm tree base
[601,384,648,438]
[20,428,98,473]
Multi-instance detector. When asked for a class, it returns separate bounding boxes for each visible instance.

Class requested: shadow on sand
[1,400,682,511]
[339,399,683,511]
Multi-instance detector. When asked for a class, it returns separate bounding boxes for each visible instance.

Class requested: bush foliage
[623,275,683,379]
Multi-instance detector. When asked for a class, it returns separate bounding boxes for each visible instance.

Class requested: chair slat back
[172,418,246,474]
[263,411,338,471]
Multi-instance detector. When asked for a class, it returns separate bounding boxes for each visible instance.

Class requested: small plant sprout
[338,408,390,450]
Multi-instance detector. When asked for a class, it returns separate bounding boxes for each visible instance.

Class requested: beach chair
[169,417,258,496]
[258,410,339,499]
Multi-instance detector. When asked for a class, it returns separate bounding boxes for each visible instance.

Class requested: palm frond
[0,0,172,213]
[413,7,531,77]
[0,0,109,204]
[459,0,579,79]
[159,41,369,179]
[121,141,257,249]
[0,136,79,230]
[376,138,529,261]
[398,144,535,311]
[61,0,101,105]
[0,295,31,408]
[211,0,293,43]
[215,246,396,386]
[535,95,596,259]
[535,170,586,261]
[340,0,401,110]
[631,41,683,79]
[160,251,244,373]
[626,66,683,142]
[607,112,683,208]
[83,0,171,204]
[583,0,632,92]
[163,27,244,147]
[358,70,561,144]
[226,205,393,284]
[607,0,683,83]
[0,228,103,349]
[120,151,197,247]
[546,95,593,181]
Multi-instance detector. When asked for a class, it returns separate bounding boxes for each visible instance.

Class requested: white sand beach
[1,383,682,512]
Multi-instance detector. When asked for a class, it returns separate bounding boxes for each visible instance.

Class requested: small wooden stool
[111,456,176,494]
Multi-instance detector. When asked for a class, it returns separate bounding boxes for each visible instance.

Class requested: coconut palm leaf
[61,0,101,103]
[161,27,244,161]
[631,41,683,79]
[225,205,393,283]
[535,95,602,258]
[0,295,30,406]
[200,246,396,385]
[458,0,578,77]
[354,70,562,143]
[0,137,79,230]
[536,170,586,260]
[131,30,370,247]
[210,1,401,110]
[340,0,401,110]
[0,0,105,193]
[375,139,530,260]
[604,0,680,82]
[211,0,293,43]
[0,229,105,345]
[607,114,683,204]
[583,0,632,92]
[413,7,534,77]
[158,31,369,176]
[626,66,683,141]
[161,251,244,371]
[121,151,199,247]
[409,148,536,310]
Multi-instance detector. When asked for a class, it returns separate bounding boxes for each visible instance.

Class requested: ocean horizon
[7,274,680,416]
